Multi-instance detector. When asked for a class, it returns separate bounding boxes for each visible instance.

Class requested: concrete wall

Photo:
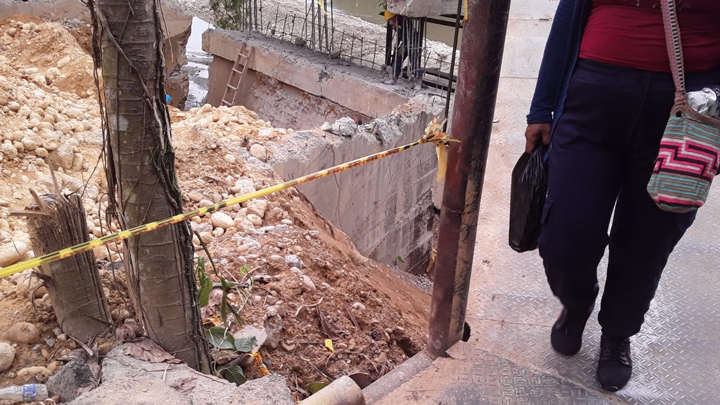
[202,30,409,129]
[206,56,371,129]
[272,95,445,274]
[387,0,458,17]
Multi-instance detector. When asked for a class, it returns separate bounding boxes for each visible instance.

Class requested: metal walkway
[376,0,720,402]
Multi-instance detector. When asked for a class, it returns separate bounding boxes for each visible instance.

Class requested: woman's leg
[539,61,648,311]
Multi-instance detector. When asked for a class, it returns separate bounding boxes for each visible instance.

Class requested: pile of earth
[0,17,431,402]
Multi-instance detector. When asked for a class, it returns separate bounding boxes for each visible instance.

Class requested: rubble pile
[0,18,430,402]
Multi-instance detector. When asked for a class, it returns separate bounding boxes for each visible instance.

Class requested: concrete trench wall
[206,55,371,130]
[202,29,409,130]
[271,95,445,274]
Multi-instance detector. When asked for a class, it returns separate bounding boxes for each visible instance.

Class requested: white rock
[249,144,267,161]
[231,178,255,195]
[71,153,84,172]
[0,241,27,267]
[34,147,49,158]
[0,142,18,159]
[301,275,316,291]
[210,212,234,230]
[57,56,71,68]
[330,117,358,137]
[352,302,366,311]
[246,199,268,218]
[258,128,274,138]
[201,104,212,113]
[223,154,237,164]
[21,137,37,151]
[285,255,303,269]
[48,142,74,170]
[187,192,204,202]
[0,342,15,371]
[7,102,20,112]
[247,214,263,227]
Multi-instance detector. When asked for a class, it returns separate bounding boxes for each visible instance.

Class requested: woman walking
[525,0,720,391]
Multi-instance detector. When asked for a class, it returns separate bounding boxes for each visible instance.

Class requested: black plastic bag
[509,146,548,252]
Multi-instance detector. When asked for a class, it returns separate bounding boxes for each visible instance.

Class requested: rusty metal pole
[427,0,512,358]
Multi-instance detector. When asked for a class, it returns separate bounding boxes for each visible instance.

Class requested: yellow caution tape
[464,0,469,21]
[426,118,458,181]
[318,0,328,15]
[0,121,456,280]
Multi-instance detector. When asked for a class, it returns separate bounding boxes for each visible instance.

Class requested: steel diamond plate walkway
[376,1,720,403]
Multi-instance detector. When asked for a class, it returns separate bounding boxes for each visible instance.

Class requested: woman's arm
[526,0,579,125]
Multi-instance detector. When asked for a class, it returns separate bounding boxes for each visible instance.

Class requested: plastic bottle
[0,384,49,402]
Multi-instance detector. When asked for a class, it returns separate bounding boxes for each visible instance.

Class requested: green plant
[209,0,249,30]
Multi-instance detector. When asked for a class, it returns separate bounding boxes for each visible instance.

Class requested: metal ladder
[221,43,254,107]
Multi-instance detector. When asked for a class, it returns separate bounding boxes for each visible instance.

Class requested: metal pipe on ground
[300,376,365,405]
[427,0,512,358]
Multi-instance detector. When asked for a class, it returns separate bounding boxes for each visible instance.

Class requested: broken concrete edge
[202,29,410,121]
[387,0,460,17]
[67,344,295,405]
[361,350,434,404]
[300,376,365,405]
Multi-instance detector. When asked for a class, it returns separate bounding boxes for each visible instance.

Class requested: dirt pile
[0,18,431,401]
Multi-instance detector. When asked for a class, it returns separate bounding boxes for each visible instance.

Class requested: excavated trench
[200,27,444,275]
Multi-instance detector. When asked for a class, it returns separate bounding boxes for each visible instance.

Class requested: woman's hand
[524,123,552,153]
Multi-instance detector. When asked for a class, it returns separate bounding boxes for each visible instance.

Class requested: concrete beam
[387,0,459,17]
[202,30,409,120]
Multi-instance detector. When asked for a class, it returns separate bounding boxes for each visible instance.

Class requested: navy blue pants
[539,59,720,338]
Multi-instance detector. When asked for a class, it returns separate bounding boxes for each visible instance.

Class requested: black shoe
[597,334,632,392]
[551,305,593,356]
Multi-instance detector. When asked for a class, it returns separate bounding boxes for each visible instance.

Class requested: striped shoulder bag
[647,0,720,213]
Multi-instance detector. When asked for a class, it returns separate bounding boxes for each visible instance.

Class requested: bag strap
[660,0,687,103]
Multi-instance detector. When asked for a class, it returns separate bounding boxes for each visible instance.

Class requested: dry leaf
[124,338,182,364]
[115,318,142,343]
[316,306,348,340]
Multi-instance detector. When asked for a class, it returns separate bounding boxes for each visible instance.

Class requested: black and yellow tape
[0,119,455,279]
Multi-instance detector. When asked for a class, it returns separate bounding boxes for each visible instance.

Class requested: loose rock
[285,255,303,269]
[17,366,51,383]
[210,212,234,230]
[7,322,40,344]
[0,240,27,267]
[249,144,267,161]
[247,214,263,227]
[301,275,316,291]
[0,342,16,371]
[246,199,268,218]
